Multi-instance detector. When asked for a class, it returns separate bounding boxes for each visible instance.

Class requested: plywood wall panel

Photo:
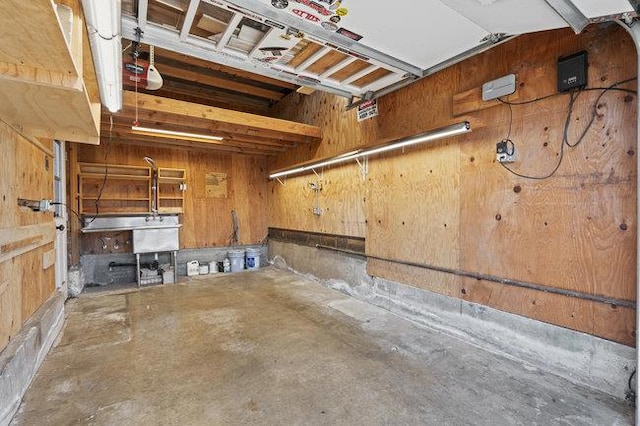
[230,155,269,244]
[269,91,376,237]
[0,263,20,350]
[269,166,367,237]
[369,24,637,345]
[74,142,269,251]
[366,140,462,266]
[21,243,55,321]
[0,121,55,352]
[273,23,636,345]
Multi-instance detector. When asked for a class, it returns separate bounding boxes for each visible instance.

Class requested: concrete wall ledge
[0,290,65,426]
[269,240,635,401]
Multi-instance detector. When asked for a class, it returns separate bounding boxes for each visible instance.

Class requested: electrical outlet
[313,207,323,216]
[496,141,516,163]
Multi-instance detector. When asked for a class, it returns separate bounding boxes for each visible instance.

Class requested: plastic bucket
[199,265,209,275]
[245,248,261,270]
[228,250,245,272]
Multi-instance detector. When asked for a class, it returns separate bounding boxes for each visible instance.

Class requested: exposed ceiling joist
[110,134,282,155]
[155,63,285,100]
[135,81,272,113]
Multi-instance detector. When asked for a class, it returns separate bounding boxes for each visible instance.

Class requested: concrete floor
[11,268,633,425]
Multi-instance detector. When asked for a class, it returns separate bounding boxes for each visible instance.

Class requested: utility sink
[81,214,181,233]
[82,214,181,254]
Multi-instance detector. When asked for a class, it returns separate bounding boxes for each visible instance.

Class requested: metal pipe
[144,156,158,215]
[314,244,636,309]
[617,19,640,423]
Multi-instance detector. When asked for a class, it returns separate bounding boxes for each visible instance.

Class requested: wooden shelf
[0,0,100,144]
[158,168,186,214]
[83,197,150,201]
[79,163,151,177]
[80,173,152,181]
[78,163,186,215]
[157,207,184,214]
[79,163,152,215]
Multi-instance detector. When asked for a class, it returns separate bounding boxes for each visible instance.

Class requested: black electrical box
[557,51,588,92]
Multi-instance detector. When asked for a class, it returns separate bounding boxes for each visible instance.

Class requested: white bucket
[209,261,218,274]
[228,250,245,272]
[245,248,261,270]
[186,260,199,277]
[199,265,209,275]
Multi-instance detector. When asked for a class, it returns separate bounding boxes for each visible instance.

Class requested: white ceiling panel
[325,0,490,70]
[570,0,634,18]
[439,0,568,34]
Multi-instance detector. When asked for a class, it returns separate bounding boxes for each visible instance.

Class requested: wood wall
[0,121,55,352]
[70,142,269,255]
[269,24,637,346]
[269,91,377,237]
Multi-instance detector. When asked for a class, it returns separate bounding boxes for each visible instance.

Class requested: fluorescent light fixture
[131,126,224,141]
[544,0,590,33]
[269,121,470,180]
[82,0,123,112]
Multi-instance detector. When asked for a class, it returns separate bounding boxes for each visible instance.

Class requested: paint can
[199,265,209,275]
[186,260,199,277]
[209,261,218,274]
[245,248,261,270]
[228,250,245,272]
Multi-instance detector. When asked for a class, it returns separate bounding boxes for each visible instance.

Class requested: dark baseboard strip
[269,228,364,253]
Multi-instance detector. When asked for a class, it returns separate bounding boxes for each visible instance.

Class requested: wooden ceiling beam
[119,108,314,144]
[101,126,287,153]
[121,91,321,142]
[101,119,297,148]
